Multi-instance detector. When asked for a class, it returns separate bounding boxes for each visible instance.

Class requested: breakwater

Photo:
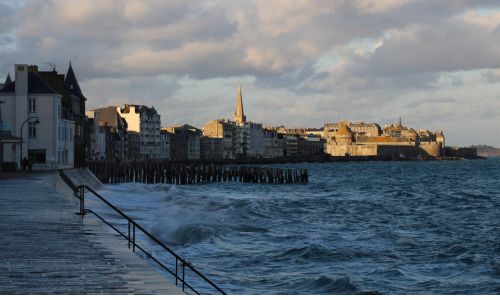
[87,160,308,185]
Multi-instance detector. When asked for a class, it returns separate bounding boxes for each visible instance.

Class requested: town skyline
[1,1,500,147]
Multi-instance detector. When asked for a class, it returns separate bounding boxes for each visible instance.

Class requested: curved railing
[59,171,226,295]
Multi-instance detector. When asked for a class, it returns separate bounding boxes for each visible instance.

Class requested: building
[86,107,129,160]
[160,129,173,160]
[282,134,298,157]
[324,119,445,158]
[235,121,266,158]
[273,126,325,157]
[165,124,201,160]
[324,122,381,138]
[203,84,274,159]
[0,99,22,171]
[64,63,86,167]
[201,136,224,160]
[84,112,104,160]
[127,131,140,160]
[203,119,236,159]
[297,135,325,156]
[262,128,284,158]
[119,104,161,160]
[0,64,77,169]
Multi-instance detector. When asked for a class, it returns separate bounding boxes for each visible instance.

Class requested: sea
[87,158,500,294]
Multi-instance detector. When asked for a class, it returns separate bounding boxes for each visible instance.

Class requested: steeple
[398,116,402,127]
[4,73,12,86]
[64,61,86,99]
[234,83,246,123]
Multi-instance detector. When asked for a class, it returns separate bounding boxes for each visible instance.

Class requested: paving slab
[0,172,182,295]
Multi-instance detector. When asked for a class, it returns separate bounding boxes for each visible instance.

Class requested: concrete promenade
[0,172,182,294]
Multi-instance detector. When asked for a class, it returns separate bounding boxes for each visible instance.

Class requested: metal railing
[59,171,226,295]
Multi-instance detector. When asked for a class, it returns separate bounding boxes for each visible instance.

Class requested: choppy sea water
[89,159,500,294]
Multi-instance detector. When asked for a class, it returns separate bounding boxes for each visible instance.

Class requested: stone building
[324,121,381,138]
[203,119,236,159]
[324,119,445,158]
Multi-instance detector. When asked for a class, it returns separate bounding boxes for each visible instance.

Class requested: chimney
[28,65,39,73]
[15,64,28,96]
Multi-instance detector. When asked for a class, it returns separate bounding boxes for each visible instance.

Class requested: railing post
[182,261,185,292]
[175,258,178,286]
[132,223,136,252]
[128,220,131,249]
[78,186,86,215]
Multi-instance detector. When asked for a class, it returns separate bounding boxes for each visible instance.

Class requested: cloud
[2,0,500,146]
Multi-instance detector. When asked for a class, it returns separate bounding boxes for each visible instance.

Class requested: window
[28,122,37,138]
[28,98,36,113]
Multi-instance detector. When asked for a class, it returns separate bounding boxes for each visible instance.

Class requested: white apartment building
[119,104,161,160]
[0,64,74,169]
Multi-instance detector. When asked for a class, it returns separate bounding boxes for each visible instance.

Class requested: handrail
[59,171,226,295]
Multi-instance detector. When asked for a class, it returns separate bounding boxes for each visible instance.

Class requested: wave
[274,244,335,262]
[151,221,269,246]
[302,275,359,294]
[453,191,492,201]
[153,223,218,246]
[437,244,468,259]
[231,224,269,233]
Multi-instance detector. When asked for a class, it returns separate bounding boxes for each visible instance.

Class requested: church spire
[234,83,246,123]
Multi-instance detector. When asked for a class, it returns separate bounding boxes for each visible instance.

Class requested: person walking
[21,157,28,172]
[28,157,33,172]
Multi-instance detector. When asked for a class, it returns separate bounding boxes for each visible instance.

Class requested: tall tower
[234,83,246,123]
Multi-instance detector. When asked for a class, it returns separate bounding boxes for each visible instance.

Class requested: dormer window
[70,84,74,90]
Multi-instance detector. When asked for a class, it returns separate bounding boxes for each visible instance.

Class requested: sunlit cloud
[1,0,500,146]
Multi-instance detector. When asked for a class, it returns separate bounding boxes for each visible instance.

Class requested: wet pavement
[0,172,182,294]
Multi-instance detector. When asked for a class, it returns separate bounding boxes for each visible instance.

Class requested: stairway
[62,168,103,190]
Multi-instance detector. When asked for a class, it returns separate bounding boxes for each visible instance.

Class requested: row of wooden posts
[87,160,308,185]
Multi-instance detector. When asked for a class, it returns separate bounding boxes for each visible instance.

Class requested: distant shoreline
[89,155,484,167]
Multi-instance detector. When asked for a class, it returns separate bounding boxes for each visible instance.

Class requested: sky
[1,0,500,146]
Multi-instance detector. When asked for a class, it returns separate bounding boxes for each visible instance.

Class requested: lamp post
[19,116,40,170]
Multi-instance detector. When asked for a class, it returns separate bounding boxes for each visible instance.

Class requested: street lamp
[19,117,40,170]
